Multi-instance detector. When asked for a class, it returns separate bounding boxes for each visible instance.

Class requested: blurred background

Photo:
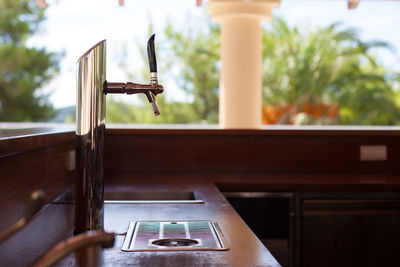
[1,0,400,125]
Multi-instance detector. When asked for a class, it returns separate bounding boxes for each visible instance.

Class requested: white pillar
[208,0,280,129]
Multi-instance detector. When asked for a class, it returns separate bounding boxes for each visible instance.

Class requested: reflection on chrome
[75,35,163,234]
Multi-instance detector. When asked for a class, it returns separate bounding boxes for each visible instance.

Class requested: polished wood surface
[55,176,280,267]
[2,129,400,266]
[0,130,74,155]
[213,173,400,192]
[0,204,74,267]
[104,128,400,175]
[33,231,115,267]
[107,126,400,136]
[0,131,75,233]
[299,192,400,267]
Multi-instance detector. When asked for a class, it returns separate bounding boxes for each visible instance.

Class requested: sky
[27,0,400,108]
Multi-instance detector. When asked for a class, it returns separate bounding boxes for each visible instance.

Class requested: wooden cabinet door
[302,198,400,267]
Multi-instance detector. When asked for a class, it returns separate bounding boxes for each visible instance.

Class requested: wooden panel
[1,129,399,266]
[302,212,362,267]
[0,130,74,155]
[54,177,280,267]
[0,132,76,233]
[0,204,74,267]
[213,173,400,192]
[104,129,400,175]
[301,196,400,267]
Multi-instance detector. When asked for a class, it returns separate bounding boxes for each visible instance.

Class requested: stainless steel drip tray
[122,220,229,251]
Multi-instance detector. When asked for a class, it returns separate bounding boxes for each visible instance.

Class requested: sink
[105,190,204,204]
[122,221,229,251]
[106,191,196,200]
[52,191,204,204]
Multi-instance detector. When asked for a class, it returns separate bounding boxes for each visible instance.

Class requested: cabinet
[223,192,294,267]
[298,193,400,267]
[222,191,400,267]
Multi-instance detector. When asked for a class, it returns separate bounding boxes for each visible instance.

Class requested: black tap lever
[147,34,158,85]
[103,33,163,116]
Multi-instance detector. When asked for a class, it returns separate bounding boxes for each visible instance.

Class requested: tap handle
[32,231,115,267]
[147,34,157,73]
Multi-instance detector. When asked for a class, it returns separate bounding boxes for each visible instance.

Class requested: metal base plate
[122,220,229,251]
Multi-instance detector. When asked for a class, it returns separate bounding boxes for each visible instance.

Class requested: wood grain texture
[1,128,400,266]
[0,204,74,267]
[0,130,75,156]
[55,177,281,267]
[0,132,76,233]
[104,128,400,175]
[212,173,400,192]
[299,192,400,267]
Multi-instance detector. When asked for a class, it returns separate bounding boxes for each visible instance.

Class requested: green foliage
[107,95,199,124]
[0,0,60,121]
[262,18,400,125]
[0,0,43,44]
[1,2,398,125]
[107,18,220,124]
[336,65,400,125]
[110,16,399,126]
[163,21,220,123]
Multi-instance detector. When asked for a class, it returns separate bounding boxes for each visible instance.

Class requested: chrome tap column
[75,40,106,234]
[75,35,163,235]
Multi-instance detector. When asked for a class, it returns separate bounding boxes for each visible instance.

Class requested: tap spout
[146,91,160,116]
[102,34,163,116]
[103,81,163,116]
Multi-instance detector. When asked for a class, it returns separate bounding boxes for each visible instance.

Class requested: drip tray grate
[122,220,229,251]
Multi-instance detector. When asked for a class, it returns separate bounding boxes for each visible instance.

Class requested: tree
[109,17,399,126]
[107,95,199,124]
[107,19,220,124]
[262,18,400,125]
[163,21,220,123]
[0,0,60,121]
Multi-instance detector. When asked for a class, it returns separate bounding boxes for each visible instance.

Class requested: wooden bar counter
[1,126,400,267]
[54,175,280,266]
